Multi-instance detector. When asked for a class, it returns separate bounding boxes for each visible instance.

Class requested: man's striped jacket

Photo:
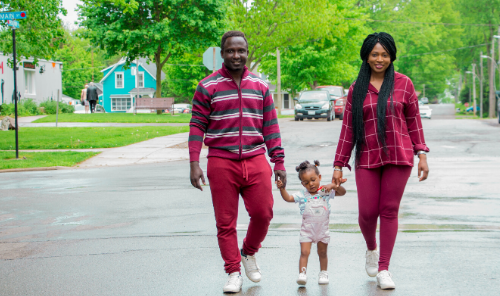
[188,64,285,171]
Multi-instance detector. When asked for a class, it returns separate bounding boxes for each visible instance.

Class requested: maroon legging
[355,164,412,271]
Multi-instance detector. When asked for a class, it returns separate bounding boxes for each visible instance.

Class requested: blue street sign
[0,11,27,21]
[7,20,19,28]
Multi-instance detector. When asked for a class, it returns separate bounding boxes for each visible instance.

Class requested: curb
[0,166,70,173]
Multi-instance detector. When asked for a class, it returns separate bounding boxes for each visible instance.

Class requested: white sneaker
[318,270,329,284]
[241,249,261,283]
[223,272,243,293]
[365,249,379,277]
[296,267,307,285]
[377,270,396,290]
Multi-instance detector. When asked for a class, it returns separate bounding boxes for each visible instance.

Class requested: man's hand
[190,161,206,191]
[274,170,287,188]
[417,154,429,182]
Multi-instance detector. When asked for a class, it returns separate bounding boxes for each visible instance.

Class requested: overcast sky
[60,0,82,30]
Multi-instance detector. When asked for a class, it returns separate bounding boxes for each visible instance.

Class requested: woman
[332,32,429,290]
[81,84,89,114]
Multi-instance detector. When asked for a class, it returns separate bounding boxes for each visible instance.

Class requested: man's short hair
[220,30,248,51]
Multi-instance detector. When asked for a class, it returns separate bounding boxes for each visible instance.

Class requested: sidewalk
[78,132,206,167]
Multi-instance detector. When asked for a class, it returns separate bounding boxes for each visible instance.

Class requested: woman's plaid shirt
[334,72,430,170]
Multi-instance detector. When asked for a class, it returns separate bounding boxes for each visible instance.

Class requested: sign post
[203,47,223,72]
[12,26,19,158]
[3,11,27,159]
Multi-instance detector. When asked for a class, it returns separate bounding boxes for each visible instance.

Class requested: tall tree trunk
[156,57,162,98]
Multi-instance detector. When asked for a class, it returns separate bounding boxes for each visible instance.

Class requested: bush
[0,99,41,116]
[39,100,75,114]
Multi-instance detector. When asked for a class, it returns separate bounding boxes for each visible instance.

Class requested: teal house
[99,58,165,113]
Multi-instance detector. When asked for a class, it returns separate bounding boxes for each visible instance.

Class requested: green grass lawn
[33,113,192,123]
[0,126,189,150]
[0,151,99,170]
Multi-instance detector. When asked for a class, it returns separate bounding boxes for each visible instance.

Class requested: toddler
[276,160,346,285]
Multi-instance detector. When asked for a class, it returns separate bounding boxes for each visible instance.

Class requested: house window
[111,97,131,111]
[284,94,290,109]
[138,72,144,88]
[115,72,124,88]
[24,70,36,95]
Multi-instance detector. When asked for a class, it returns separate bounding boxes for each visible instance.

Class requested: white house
[0,54,63,105]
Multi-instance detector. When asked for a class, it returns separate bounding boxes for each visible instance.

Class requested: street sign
[203,47,223,72]
[0,11,27,20]
[7,20,19,28]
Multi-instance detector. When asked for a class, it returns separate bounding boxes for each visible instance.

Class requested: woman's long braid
[351,32,397,167]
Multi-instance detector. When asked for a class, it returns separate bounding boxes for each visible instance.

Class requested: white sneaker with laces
[241,249,261,283]
[223,272,243,293]
[318,270,329,284]
[296,267,307,285]
[365,249,379,277]
[377,270,396,290]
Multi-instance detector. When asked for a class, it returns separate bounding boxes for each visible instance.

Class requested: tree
[52,29,119,99]
[230,0,334,72]
[259,0,367,95]
[456,0,500,117]
[79,0,228,98]
[0,0,66,63]
[163,51,208,102]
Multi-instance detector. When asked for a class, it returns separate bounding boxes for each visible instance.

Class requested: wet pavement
[1,118,499,295]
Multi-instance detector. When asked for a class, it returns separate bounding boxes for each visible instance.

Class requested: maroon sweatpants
[207,154,274,274]
[355,164,412,271]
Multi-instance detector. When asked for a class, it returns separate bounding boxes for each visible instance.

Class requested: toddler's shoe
[223,272,243,293]
[241,249,261,282]
[296,267,307,285]
[318,270,329,284]
[365,249,379,277]
[376,270,396,290]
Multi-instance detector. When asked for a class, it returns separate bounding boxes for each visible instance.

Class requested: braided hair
[296,160,320,180]
[351,32,397,167]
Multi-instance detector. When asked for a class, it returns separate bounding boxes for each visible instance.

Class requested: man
[189,30,286,293]
[86,82,99,113]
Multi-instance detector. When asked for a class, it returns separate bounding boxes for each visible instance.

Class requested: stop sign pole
[2,11,27,159]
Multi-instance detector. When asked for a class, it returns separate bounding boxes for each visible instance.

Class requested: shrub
[39,100,75,114]
[0,99,41,116]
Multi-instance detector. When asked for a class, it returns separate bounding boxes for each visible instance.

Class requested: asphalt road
[1,118,499,295]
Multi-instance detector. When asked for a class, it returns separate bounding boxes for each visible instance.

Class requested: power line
[399,44,489,58]
[343,18,499,27]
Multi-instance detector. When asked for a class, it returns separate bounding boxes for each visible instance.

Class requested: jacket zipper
[226,69,245,160]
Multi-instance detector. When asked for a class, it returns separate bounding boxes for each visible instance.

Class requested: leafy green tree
[456,0,500,117]
[230,0,334,72]
[0,0,66,63]
[53,29,117,100]
[79,0,228,98]
[259,0,367,95]
[163,51,208,102]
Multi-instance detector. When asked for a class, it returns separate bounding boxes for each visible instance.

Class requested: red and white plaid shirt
[334,72,429,170]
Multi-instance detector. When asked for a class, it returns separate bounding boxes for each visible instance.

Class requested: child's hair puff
[295,160,320,180]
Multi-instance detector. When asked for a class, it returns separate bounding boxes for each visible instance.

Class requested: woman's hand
[417,154,429,182]
[332,167,344,187]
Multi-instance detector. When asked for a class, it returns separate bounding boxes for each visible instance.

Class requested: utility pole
[91,47,94,82]
[456,73,462,104]
[423,84,425,98]
[135,58,139,115]
[480,52,484,118]
[277,48,281,116]
[472,63,477,117]
[12,27,19,159]
[489,34,496,118]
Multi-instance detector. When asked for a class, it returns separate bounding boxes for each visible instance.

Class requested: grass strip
[0,151,99,170]
[0,126,189,150]
[33,113,192,123]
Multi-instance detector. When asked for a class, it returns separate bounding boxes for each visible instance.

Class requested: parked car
[172,104,192,114]
[420,97,429,104]
[316,85,346,119]
[419,105,432,119]
[294,90,335,121]
[496,91,500,124]
[466,106,480,113]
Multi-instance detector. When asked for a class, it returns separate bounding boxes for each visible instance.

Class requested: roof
[100,57,166,83]
[128,88,156,95]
